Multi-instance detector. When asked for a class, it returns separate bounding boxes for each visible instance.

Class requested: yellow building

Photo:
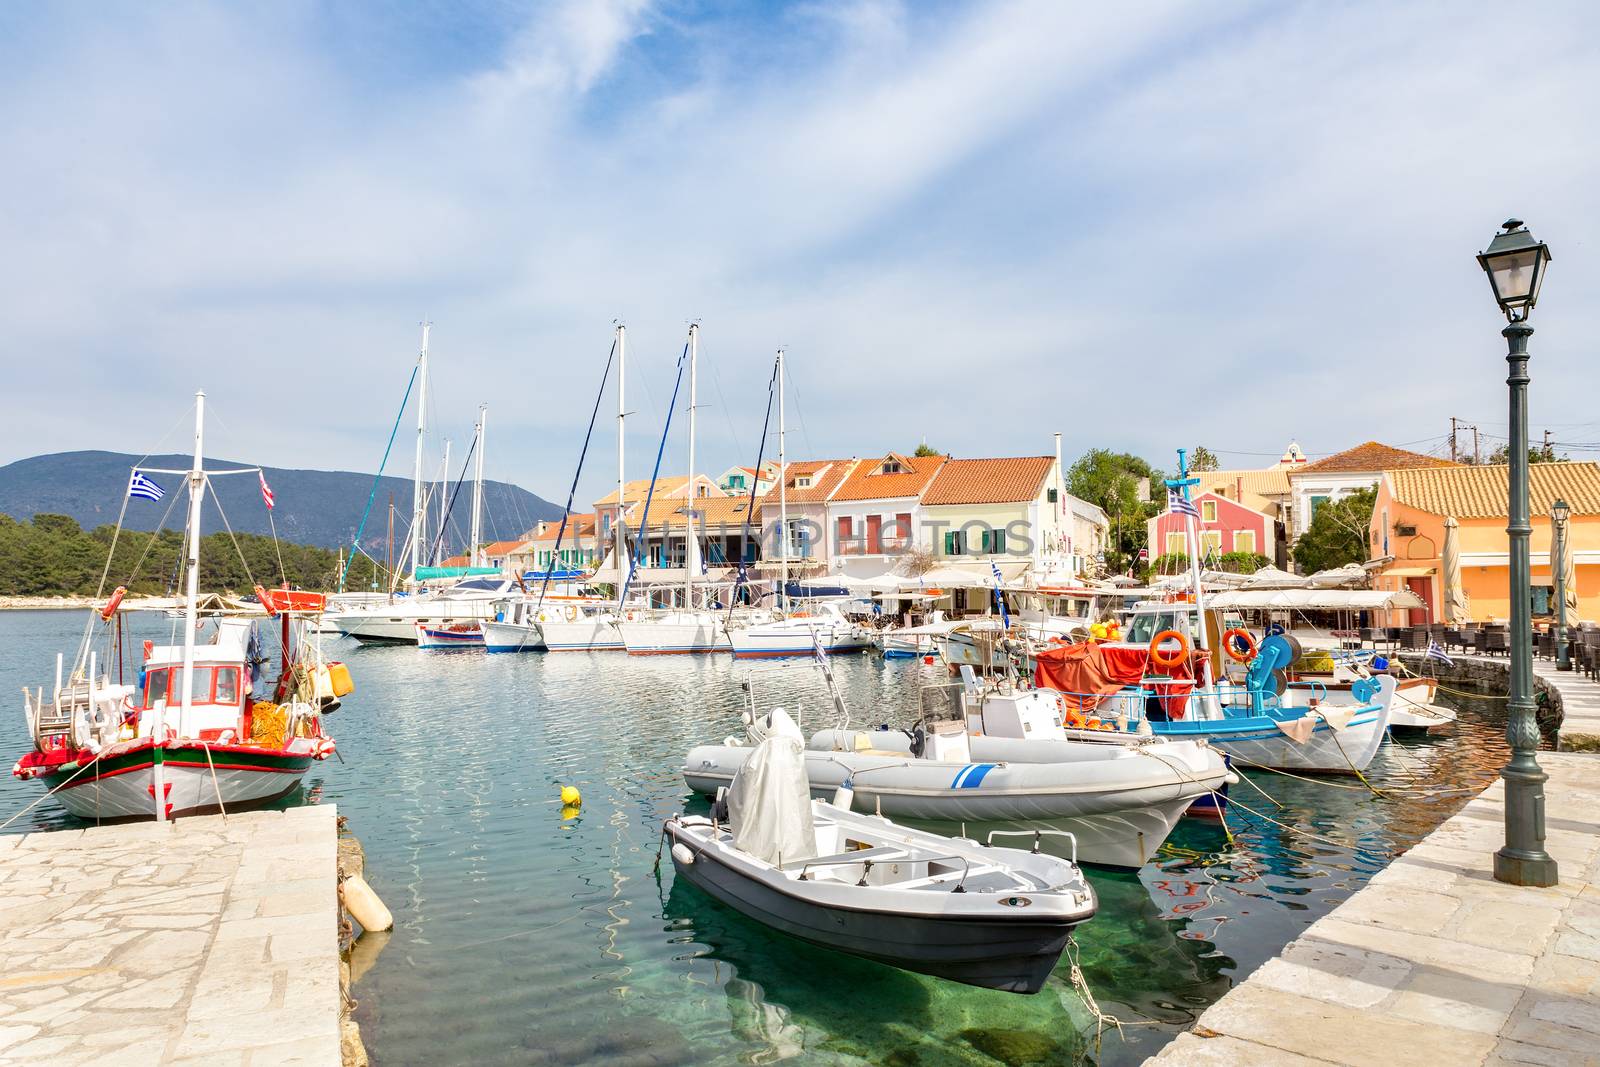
[1369,462,1600,624]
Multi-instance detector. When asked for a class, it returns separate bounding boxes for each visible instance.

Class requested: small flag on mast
[258,471,275,511]
[1167,487,1199,519]
[128,471,165,502]
[1424,640,1453,666]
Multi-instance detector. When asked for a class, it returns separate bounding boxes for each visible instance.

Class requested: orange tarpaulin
[1033,641,1204,718]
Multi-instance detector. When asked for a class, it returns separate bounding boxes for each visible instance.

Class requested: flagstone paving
[1532,658,1600,750]
[1144,752,1600,1066]
[0,805,340,1066]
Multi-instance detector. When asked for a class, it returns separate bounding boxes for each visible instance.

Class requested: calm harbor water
[0,610,1514,1065]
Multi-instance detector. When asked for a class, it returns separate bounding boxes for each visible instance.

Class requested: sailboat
[728,349,868,658]
[12,392,340,821]
[487,324,635,653]
[618,323,736,654]
[332,327,514,644]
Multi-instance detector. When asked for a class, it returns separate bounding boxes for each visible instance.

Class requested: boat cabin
[136,619,253,742]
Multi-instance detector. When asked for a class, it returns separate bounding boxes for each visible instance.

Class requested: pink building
[1146,491,1276,565]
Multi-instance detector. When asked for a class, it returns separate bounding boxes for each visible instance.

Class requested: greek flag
[990,560,1011,628]
[129,471,165,502]
[811,624,829,668]
[1168,487,1199,519]
[1424,640,1453,666]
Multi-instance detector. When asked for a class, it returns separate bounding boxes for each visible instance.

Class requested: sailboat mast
[685,323,698,611]
[437,439,451,566]
[178,391,207,753]
[615,324,627,610]
[470,405,486,567]
[777,348,788,612]
[410,322,430,583]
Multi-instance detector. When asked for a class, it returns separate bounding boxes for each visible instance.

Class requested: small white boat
[728,601,870,659]
[415,621,483,650]
[1386,677,1458,733]
[665,713,1096,994]
[879,617,959,658]
[619,610,734,655]
[331,577,521,644]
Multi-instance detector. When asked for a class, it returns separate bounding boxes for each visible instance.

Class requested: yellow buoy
[560,785,582,807]
[560,804,582,821]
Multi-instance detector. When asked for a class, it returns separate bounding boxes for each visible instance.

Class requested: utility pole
[1450,417,1459,463]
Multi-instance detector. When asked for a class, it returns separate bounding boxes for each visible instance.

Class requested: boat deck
[0,805,343,1064]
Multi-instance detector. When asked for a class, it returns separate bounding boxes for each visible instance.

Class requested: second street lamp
[1477,218,1558,888]
[1553,498,1571,671]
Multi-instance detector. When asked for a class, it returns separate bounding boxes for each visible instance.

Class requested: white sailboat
[619,323,733,654]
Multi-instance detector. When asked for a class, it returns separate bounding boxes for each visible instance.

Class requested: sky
[3,0,1599,511]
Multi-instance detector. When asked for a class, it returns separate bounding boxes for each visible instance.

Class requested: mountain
[0,451,563,555]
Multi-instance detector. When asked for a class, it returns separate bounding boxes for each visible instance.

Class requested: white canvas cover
[728,708,816,867]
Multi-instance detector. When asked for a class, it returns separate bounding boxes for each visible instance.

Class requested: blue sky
[3,1,1599,509]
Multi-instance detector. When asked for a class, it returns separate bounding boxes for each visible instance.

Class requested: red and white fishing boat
[12,392,342,822]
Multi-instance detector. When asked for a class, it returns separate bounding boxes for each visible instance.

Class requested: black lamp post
[1553,498,1571,671]
[1477,218,1558,887]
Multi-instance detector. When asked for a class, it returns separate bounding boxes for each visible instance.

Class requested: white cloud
[1,0,1598,509]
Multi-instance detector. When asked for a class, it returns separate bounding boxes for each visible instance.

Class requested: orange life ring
[1222,628,1258,663]
[1148,630,1190,672]
[100,586,126,621]
[254,584,278,617]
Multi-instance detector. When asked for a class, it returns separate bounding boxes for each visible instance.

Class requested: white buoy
[831,779,855,811]
[340,874,394,932]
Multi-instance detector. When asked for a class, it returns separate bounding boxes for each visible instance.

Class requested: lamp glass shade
[1477,222,1551,318]
[1553,499,1571,526]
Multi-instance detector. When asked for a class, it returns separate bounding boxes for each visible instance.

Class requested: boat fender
[340,874,394,933]
[100,586,126,621]
[254,584,278,618]
[831,778,855,811]
[671,843,695,866]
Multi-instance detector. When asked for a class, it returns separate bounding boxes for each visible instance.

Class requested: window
[1310,495,1330,519]
[991,528,1007,554]
[795,475,813,489]
[1532,586,1554,615]
[881,459,903,474]
[1396,524,1417,537]
[1047,488,1058,503]
[145,668,169,708]
[1233,529,1256,556]
[1201,500,1217,523]
[215,668,239,706]
[728,475,745,489]
[1166,532,1186,556]
[944,530,966,555]
[1200,531,1222,556]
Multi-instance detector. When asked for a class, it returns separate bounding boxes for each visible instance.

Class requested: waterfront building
[824,452,946,579]
[510,516,600,576]
[1147,489,1276,570]
[1196,466,1292,566]
[752,458,861,581]
[1286,441,1456,540]
[1065,495,1110,578]
[716,462,779,497]
[920,455,1064,572]
[1369,461,1600,625]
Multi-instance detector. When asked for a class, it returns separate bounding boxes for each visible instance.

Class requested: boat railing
[985,828,1079,866]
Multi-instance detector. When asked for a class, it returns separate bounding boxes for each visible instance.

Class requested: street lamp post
[1476,218,1558,887]
[1553,498,1571,671]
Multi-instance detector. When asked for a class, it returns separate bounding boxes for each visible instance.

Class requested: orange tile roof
[438,554,469,568]
[1198,469,1291,515]
[481,540,525,556]
[1298,441,1457,475]
[634,493,758,531]
[525,515,598,542]
[830,453,944,502]
[922,456,1054,506]
[766,459,859,504]
[1387,462,1600,519]
[594,476,690,507]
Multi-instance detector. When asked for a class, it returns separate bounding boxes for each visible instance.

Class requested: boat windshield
[1125,610,1189,644]
[451,578,511,593]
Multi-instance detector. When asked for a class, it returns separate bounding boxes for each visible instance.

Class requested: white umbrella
[1442,516,1470,624]
[1307,563,1368,589]
[1242,565,1305,589]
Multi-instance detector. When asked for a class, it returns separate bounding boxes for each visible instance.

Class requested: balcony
[837,537,910,556]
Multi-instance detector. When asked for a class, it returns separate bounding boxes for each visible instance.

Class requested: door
[1406,576,1432,626]
[866,515,882,554]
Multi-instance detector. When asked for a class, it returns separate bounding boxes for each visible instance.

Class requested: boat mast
[615,323,627,610]
[173,390,208,818]
[778,348,788,613]
[684,323,699,611]
[1170,449,1212,686]
[470,405,486,567]
[436,439,451,567]
[410,322,430,584]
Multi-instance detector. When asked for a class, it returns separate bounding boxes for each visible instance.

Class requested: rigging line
[622,342,690,606]
[534,338,618,621]
[781,359,817,461]
[725,355,779,626]
[425,433,480,566]
[341,362,420,592]
[208,479,260,593]
[707,354,749,472]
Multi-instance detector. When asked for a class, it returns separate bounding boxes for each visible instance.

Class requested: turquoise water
[0,611,1513,1065]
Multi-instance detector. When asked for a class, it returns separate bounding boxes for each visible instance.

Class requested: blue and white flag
[1424,640,1453,666]
[1167,487,1199,519]
[129,471,165,502]
[811,624,829,668]
[990,560,1012,628]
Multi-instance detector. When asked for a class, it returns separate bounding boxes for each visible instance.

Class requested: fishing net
[251,701,288,747]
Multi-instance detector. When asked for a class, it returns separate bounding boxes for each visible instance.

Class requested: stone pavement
[1144,753,1600,1066]
[0,805,341,1066]
[1532,658,1600,750]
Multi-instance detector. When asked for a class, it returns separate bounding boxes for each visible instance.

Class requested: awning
[1207,588,1426,610]
[1383,566,1437,578]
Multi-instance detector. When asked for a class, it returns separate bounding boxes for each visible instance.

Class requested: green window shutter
[943,531,956,555]
[993,529,1006,554]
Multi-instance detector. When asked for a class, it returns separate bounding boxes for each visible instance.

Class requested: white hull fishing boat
[665,712,1096,994]
[13,394,342,821]
[683,655,1232,869]
[728,602,869,659]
